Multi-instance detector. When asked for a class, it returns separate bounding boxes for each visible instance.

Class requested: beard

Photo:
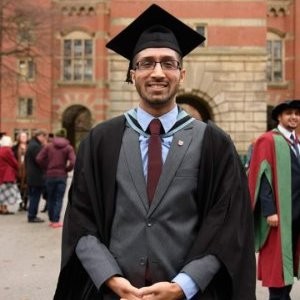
[135,81,180,108]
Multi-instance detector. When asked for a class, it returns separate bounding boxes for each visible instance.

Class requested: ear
[130,70,136,84]
[179,68,186,83]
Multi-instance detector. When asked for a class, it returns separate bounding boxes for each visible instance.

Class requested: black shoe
[28,217,45,223]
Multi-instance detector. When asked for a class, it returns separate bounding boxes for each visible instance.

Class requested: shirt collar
[137,106,178,134]
[277,124,296,141]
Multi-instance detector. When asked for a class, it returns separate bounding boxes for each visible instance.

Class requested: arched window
[61,31,94,82]
[267,32,284,83]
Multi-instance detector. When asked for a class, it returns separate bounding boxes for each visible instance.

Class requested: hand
[139,282,184,300]
[105,276,142,300]
[266,214,278,227]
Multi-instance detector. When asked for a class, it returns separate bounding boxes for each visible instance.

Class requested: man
[54,4,255,300]
[248,100,300,300]
[25,129,47,223]
[36,128,76,228]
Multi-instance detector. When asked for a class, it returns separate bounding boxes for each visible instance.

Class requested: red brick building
[0,0,299,153]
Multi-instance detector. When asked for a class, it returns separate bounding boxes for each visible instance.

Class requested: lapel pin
[178,140,184,146]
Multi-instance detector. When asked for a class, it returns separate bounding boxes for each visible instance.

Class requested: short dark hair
[33,129,47,137]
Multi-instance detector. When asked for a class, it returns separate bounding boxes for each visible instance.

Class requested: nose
[150,62,165,77]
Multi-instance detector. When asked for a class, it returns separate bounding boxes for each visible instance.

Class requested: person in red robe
[248,99,300,300]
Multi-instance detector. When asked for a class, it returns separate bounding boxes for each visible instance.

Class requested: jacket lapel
[122,127,149,211]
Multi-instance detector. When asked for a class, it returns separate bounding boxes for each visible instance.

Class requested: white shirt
[278,125,300,155]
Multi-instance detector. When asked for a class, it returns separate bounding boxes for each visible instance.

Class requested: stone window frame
[267,31,285,84]
[18,58,36,81]
[61,31,94,83]
[18,97,34,118]
[17,19,35,45]
[195,24,207,47]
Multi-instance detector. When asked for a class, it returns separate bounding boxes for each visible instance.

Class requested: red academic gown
[248,130,300,287]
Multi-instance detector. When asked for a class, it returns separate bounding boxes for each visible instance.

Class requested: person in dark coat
[54,4,256,300]
[25,129,47,223]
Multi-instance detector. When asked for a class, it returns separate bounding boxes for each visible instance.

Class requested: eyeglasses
[135,60,181,71]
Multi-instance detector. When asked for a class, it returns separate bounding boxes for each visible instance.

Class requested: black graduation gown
[53,116,256,300]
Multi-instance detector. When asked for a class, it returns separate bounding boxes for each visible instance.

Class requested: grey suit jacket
[76,120,219,295]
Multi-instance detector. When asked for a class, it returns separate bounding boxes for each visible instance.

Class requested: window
[196,25,206,47]
[267,32,284,82]
[62,32,94,82]
[18,59,35,80]
[17,19,34,44]
[18,97,33,118]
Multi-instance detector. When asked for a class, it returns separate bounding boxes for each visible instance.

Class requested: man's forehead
[135,48,179,59]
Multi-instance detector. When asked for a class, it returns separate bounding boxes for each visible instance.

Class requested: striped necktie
[290,134,300,159]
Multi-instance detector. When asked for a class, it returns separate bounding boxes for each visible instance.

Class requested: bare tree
[0,0,62,125]
[0,0,58,83]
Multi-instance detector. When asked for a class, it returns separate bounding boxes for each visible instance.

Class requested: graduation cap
[106,4,205,82]
[272,99,300,121]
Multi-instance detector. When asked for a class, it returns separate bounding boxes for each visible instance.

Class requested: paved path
[0,208,61,300]
[1,184,300,299]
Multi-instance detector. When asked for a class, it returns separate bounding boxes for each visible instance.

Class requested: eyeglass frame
[134,59,182,71]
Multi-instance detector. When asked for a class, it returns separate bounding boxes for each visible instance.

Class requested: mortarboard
[272,99,300,121]
[106,4,205,61]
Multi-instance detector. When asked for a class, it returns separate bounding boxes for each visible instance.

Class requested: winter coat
[36,137,76,178]
[25,138,45,186]
[0,147,18,184]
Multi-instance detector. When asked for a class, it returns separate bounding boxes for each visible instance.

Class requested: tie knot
[290,134,298,144]
[149,119,162,135]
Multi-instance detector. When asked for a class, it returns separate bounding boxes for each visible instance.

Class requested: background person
[248,99,300,300]
[12,131,29,211]
[54,4,255,300]
[25,129,48,223]
[40,132,55,214]
[0,132,6,139]
[0,135,22,214]
[36,128,75,228]
[244,137,257,171]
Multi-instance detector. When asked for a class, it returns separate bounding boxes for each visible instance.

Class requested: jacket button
[140,258,146,265]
